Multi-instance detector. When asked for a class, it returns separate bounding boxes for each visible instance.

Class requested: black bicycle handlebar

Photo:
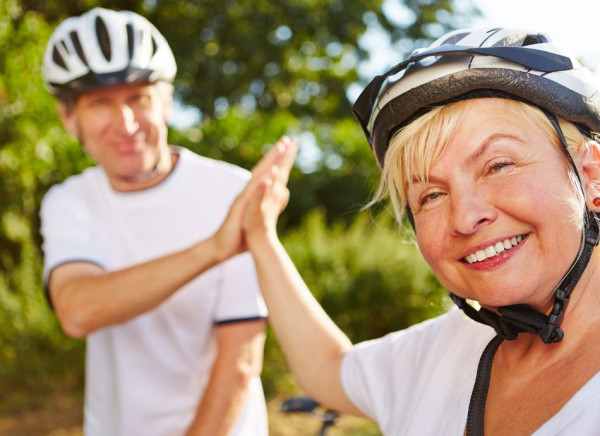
[280,396,340,436]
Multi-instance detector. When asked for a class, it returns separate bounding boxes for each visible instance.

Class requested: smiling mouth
[463,235,527,264]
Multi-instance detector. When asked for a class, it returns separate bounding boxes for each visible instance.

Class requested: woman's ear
[580,140,600,208]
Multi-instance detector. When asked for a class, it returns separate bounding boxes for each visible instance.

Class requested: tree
[0,0,89,400]
[0,0,478,427]
[17,0,479,224]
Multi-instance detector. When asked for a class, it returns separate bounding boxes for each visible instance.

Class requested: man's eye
[130,94,151,105]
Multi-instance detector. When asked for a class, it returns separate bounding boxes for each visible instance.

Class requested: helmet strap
[460,213,599,435]
[453,112,600,435]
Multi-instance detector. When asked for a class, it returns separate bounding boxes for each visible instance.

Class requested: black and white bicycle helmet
[353,26,600,168]
[42,7,176,98]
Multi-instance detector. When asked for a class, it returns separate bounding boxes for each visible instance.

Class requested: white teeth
[464,236,525,264]
[484,246,496,257]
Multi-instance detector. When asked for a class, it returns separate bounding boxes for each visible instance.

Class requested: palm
[214,136,297,260]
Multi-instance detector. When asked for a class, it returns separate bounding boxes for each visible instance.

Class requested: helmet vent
[69,31,88,66]
[151,36,158,56]
[523,34,549,46]
[126,23,135,60]
[95,16,112,62]
[51,45,67,70]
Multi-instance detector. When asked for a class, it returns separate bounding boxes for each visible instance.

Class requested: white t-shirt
[341,307,600,435]
[40,147,268,436]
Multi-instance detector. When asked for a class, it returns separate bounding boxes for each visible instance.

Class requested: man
[40,7,275,435]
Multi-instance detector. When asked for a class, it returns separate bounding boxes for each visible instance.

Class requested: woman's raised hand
[243,136,298,248]
[212,136,298,261]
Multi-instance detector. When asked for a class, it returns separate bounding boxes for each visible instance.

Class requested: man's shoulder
[177,147,251,182]
[43,166,104,202]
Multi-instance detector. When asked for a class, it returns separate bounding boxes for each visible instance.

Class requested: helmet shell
[42,7,177,97]
[355,27,600,167]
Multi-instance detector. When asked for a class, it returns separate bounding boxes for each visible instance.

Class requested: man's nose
[114,104,139,135]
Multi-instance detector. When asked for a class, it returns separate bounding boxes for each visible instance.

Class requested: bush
[261,209,450,398]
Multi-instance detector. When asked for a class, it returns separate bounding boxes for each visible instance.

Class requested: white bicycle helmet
[42,7,176,97]
[353,27,600,167]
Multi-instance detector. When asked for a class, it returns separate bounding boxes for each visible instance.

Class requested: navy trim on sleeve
[44,258,105,311]
[215,316,267,326]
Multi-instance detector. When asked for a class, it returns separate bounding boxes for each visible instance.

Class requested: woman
[243,27,600,435]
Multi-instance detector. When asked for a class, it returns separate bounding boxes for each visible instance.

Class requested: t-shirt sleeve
[213,251,267,324]
[340,333,400,421]
[340,308,494,432]
[341,310,454,420]
[40,184,106,284]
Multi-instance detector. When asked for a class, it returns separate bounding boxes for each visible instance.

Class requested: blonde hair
[370,98,589,225]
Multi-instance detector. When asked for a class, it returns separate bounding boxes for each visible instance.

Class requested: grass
[0,379,381,436]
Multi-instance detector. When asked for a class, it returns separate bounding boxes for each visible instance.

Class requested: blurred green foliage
[0,0,478,427]
[263,210,449,399]
[0,0,89,411]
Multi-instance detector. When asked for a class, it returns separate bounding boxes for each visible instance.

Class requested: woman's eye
[420,191,444,205]
[489,160,513,173]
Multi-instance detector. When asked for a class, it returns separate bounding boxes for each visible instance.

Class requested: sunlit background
[2,1,600,434]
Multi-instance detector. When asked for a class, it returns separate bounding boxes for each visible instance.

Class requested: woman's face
[407,98,583,310]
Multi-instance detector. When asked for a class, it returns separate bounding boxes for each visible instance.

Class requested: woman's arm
[243,139,362,415]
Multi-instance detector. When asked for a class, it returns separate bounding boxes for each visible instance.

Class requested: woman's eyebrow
[464,133,518,167]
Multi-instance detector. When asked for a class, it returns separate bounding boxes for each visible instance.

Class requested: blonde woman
[242,28,600,435]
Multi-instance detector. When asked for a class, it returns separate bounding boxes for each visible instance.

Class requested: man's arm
[48,137,294,338]
[185,319,266,436]
[49,237,222,338]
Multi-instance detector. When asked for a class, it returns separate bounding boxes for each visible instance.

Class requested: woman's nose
[449,187,496,236]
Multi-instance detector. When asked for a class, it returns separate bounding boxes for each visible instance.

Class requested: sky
[358,0,600,81]
[173,0,600,129]
[471,0,600,77]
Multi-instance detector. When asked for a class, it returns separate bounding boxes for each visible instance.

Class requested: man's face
[59,82,173,190]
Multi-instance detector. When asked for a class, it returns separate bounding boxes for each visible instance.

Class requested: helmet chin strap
[452,112,600,343]
[450,207,599,345]
[462,209,599,436]
[451,112,600,436]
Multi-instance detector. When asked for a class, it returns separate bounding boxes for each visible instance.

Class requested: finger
[250,136,289,177]
[232,165,277,214]
[274,137,298,185]
[243,176,273,229]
